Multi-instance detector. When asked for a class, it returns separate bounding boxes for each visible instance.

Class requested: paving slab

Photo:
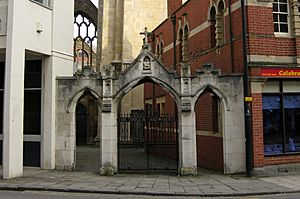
[0,167,300,196]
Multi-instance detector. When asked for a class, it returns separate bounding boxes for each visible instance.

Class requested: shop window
[263,81,300,155]
[273,0,289,33]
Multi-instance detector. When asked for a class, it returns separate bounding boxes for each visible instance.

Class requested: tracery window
[74,13,97,71]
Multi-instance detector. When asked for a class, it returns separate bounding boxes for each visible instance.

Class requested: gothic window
[216,1,225,46]
[273,0,289,33]
[74,13,97,71]
[209,6,217,48]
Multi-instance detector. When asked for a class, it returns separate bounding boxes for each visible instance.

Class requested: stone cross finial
[140,27,152,49]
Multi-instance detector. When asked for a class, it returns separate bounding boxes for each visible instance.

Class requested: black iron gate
[117,110,178,173]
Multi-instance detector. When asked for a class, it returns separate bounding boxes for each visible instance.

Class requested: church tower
[100,0,168,68]
[99,0,168,113]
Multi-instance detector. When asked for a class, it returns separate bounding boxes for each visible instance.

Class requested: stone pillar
[178,110,197,175]
[99,99,118,175]
[42,57,56,169]
[99,76,117,175]
[3,0,24,179]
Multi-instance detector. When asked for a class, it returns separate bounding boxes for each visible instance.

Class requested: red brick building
[145,0,300,173]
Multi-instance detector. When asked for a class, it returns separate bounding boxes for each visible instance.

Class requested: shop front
[252,68,300,172]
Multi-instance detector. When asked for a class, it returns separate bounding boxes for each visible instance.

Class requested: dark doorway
[118,110,178,174]
[76,103,88,145]
[75,93,100,173]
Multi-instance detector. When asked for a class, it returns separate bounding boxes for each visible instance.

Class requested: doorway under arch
[195,89,224,172]
[76,103,88,145]
[117,79,179,174]
[75,92,100,173]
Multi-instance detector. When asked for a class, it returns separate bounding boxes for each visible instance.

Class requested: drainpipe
[241,0,253,176]
[170,14,179,172]
[228,0,234,73]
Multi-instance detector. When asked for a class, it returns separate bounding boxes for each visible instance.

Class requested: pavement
[0,168,300,197]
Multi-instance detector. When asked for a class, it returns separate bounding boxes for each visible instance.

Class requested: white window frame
[273,0,290,37]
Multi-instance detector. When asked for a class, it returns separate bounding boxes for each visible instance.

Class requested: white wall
[3,0,74,178]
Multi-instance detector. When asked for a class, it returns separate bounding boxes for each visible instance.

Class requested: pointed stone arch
[193,83,230,111]
[112,51,180,106]
[67,87,102,113]
[74,0,98,27]
[191,72,246,173]
[114,76,180,108]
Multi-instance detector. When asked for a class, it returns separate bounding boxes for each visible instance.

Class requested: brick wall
[252,93,265,167]
[149,0,300,170]
[153,0,244,74]
[247,6,296,57]
[195,93,218,132]
[197,135,224,171]
[167,0,182,16]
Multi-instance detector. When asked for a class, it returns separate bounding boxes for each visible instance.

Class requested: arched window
[216,1,225,46]
[178,29,183,63]
[156,43,160,58]
[160,42,164,62]
[209,6,217,48]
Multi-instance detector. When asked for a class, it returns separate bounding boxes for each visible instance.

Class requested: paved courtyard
[0,167,300,197]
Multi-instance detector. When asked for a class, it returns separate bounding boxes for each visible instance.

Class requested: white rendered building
[0,0,74,179]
